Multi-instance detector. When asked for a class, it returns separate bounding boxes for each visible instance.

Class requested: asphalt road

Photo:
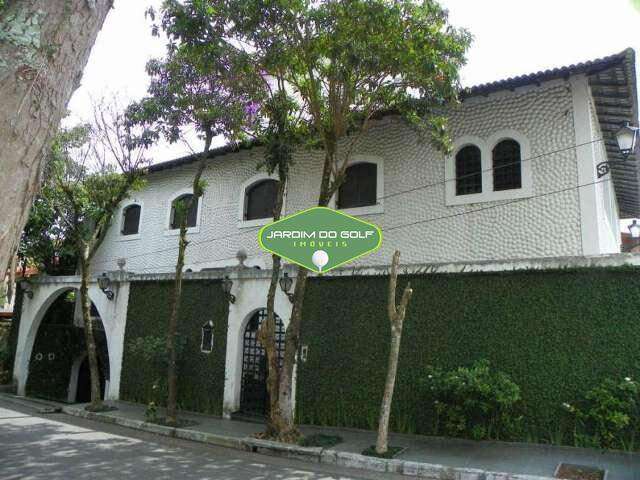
[0,400,402,480]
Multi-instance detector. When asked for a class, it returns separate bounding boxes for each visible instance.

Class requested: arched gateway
[239,308,285,415]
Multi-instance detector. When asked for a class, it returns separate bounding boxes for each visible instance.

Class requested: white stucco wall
[90,77,613,275]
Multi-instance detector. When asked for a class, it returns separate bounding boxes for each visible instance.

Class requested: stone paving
[2,395,639,480]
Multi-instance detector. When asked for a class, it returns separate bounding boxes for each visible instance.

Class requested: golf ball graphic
[312,250,329,272]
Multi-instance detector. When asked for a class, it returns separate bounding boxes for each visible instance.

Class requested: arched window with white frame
[121,204,141,236]
[170,193,199,230]
[492,139,522,191]
[244,179,278,221]
[455,145,482,196]
[337,162,378,209]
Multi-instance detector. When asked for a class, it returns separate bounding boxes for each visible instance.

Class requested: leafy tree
[44,103,148,410]
[0,1,112,282]
[144,0,469,439]
[133,1,307,428]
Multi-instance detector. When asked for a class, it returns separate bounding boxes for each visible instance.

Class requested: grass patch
[299,433,343,448]
[361,445,405,458]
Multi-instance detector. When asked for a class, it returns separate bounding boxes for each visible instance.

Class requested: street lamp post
[597,122,639,178]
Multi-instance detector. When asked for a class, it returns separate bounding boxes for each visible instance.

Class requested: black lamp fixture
[597,122,639,178]
[97,273,114,300]
[221,276,236,304]
[279,272,294,303]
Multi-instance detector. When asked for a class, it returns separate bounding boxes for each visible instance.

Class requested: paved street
[0,401,401,480]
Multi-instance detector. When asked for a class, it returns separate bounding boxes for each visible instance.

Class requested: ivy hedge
[120,280,229,416]
[296,268,640,443]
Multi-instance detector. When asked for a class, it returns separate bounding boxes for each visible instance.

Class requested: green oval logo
[258,207,382,273]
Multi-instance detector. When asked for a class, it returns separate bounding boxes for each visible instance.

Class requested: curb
[0,394,62,414]
[6,397,556,480]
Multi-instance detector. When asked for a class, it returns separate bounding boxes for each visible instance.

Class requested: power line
[92,137,612,268]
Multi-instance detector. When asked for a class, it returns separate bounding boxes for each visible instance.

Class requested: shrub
[563,377,640,450]
[421,360,522,441]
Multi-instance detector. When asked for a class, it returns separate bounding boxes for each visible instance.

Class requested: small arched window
[492,139,521,191]
[455,145,482,196]
[121,204,141,236]
[170,194,198,229]
[337,162,377,209]
[201,321,214,353]
[244,179,278,221]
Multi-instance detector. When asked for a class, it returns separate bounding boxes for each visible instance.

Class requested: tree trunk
[257,177,288,438]
[79,249,103,409]
[273,149,335,438]
[165,138,210,426]
[0,0,112,281]
[376,251,413,454]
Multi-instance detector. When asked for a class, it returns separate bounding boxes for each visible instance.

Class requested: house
[10,49,640,431]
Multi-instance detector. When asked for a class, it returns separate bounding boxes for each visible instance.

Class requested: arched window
[244,179,278,221]
[201,321,214,353]
[170,194,198,229]
[337,162,377,209]
[121,204,141,236]
[455,145,482,196]
[492,139,521,191]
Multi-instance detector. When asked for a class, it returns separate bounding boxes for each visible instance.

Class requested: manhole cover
[555,463,606,480]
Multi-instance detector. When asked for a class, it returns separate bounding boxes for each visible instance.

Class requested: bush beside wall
[296,268,640,443]
[120,280,229,416]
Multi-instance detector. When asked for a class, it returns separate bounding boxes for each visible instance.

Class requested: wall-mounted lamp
[20,280,33,299]
[279,272,294,303]
[221,276,236,304]
[597,122,639,178]
[97,273,114,300]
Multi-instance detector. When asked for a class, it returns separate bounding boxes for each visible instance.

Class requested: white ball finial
[312,250,329,272]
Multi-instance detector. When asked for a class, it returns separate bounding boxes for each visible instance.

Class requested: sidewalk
[2,394,639,480]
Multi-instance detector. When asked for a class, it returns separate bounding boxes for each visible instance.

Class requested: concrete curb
[4,397,556,480]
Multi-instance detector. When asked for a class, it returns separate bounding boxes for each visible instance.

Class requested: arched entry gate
[240,309,285,415]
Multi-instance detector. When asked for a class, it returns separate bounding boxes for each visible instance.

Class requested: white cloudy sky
[66,0,640,163]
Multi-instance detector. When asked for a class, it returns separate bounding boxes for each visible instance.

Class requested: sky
[66,0,640,161]
[65,0,640,225]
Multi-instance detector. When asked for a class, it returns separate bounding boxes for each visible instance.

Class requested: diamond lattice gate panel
[240,309,285,415]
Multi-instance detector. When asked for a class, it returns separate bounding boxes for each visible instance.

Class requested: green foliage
[120,280,229,415]
[564,377,640,450]
[421,360,522,441]
[296,268,640,448]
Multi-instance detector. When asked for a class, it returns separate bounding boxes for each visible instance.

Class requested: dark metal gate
[240,309,285,416]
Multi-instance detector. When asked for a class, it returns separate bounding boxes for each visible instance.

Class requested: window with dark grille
[170,194,198,229]
[121,204,141,235]
[337,163,377,209]
[492,139,521,191]
[201,321,214,353]
[455,145,482,195]
[244,179,278,221]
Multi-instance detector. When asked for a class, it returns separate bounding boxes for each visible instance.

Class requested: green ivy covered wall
[120,280,229,416]
[296,268,640,442]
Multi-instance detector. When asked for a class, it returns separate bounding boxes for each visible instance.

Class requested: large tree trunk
[257,177,288,439]
[376,251,412,455]
[0,0,112,280]
[79,250,103,409]
[273,149,335,438]
[166,138,210,426]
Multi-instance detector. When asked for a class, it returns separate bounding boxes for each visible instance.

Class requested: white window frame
[117,200,143,241]
[445,130,533,206]
[165,188,202,236]
[333,154,384,216]
[238,172,284,228]
[201,320,214,353]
